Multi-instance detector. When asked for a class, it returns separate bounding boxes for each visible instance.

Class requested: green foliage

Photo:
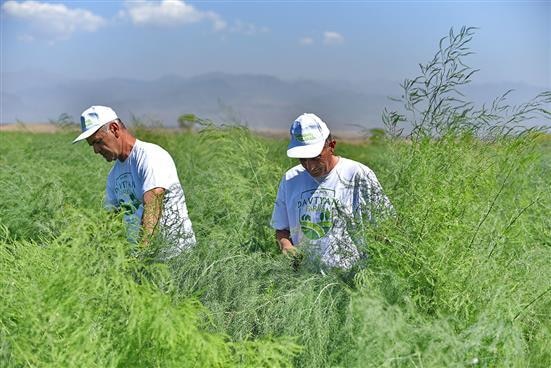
[366,127,387,144]
[128,113,166,137]
[384,26,551,139]
[1,27,550,367]
[177,113,199,132]
[353,26,551,367]
[2,123,549,367]
[181,126,285,252]
[49,113,79,132]
[0,132,299,368]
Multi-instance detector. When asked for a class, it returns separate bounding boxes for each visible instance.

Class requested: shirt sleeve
[356,167,394,223]
[271,177,289,230]
[137,145,179,194]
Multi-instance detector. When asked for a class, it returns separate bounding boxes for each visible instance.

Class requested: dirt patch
[0,123,371,144]
[0,123,73,133]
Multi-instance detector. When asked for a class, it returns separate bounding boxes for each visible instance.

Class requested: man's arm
[275,229,296,255]
[141,187,165,245]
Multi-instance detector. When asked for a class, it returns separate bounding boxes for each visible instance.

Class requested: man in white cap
[271,113,393,270]
[73,105,196,258]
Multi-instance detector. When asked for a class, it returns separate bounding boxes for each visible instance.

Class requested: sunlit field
[1,27,550,367]
[1,119,549,367]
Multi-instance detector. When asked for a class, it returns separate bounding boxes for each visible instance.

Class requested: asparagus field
[1,28,550,367]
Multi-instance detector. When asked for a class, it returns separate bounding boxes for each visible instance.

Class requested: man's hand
[276,229,305,270]
[275,229,296,255]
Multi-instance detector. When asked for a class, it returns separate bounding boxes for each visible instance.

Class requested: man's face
[299,140,336,178]
[86,123,119,162]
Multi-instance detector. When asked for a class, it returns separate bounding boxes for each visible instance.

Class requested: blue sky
[1,0,550,86]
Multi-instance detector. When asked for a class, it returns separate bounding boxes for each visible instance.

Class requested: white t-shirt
[105,139,196,257]
[271,157,392,269]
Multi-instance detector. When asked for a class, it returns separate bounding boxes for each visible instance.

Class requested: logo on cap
[80,115,97,130]
[294,132,316,142]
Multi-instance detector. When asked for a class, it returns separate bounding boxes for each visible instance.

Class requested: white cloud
[124,0,226,31]
[229,20,269,35]
[2,0,106,42]
[299,37,314,46]
[323,31,344,45]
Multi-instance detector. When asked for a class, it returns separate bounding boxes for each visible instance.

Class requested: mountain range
[1,70,548,132]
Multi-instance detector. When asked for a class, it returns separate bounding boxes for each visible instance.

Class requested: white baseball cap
[287,113,330,158]
[72,105,118,143]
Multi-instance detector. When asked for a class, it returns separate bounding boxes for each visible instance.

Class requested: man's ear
[109,121,121,138]
[328,139,336,151]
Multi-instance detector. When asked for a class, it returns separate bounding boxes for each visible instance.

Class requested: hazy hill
[1,70,547,131]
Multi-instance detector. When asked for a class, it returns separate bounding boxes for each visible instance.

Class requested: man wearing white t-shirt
[271,113,393,269]
[73,105,196,258]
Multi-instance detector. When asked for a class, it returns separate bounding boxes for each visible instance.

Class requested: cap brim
[287,141,325,158]
[72,124,103,144]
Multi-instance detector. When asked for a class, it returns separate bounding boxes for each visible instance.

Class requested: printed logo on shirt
[114,173,141,214]
[298,188,335,240]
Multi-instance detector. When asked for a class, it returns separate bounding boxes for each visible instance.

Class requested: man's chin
[308,170,321,177]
